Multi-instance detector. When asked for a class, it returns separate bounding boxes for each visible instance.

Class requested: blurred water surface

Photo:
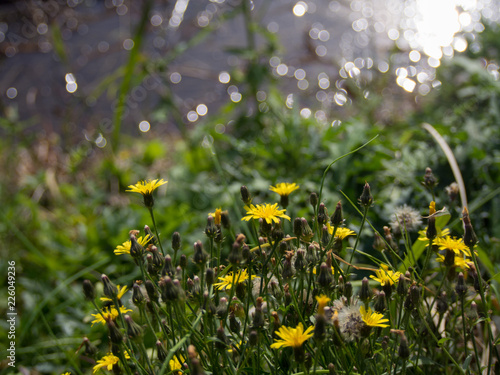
[0,0,499,145]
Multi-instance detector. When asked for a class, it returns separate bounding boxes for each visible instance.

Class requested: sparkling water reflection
[0,0,498,140]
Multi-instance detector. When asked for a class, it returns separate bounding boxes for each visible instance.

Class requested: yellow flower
[93,353,120,373]
[62,373,71,375]
[126,179,168,195]
[429,201,436,215]
[100,285,128,303]
[114,235,151,255]
[326,223,356,240]
[315,295,331,315]
[435,235,471,256]
[436,254,470,270]
[242,203,291,224]
[271,323,314,349]
[91,306,133,326]
[213,269,255,291]
[269,182,299,197]
[209,208,222,225]
[370,264,402,286]
[418,227,450,244]
[169,354,185,375]
[360,306,389,328]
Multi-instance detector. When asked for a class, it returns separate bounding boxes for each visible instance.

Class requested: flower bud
[129,235,143,259]
[373,232,386,252]
[383,226,399,253]
[317,262,333,288]
[125,315,143,340]
[444,249,455,267]
[283,258,294,280]
[462,207,478,248]
[235,280,246,300]
[328,364,336,375]
[422,167,438,190]
[227,242,242,265]
[149,245,164,269]
[215,325,228,351]
[229,311,241,334]
[205,215,217,238]
[293,217,303,239]
[301,218,314,241]
[203,291,216,315]
[221,210,231,229]
[359,182,373,207]
[317,203,328,226]
[314,314,327,342]
[379,280,391,300]
[398,335,410,359]
[436,292,448,315]
[241,244,250,262]
[381,336,389,351]
[306,244,317,265]
[206,268,215,288]
[240,185,252,205]
[107,320,123,344]
[426,216,437,241]
[321,225,330,248]
[309,192,318,208]
[397,274,407,296]
[172,232,181,252]
[344,282,353,301]
[295,249,306,273]
[409,285,420,306]
[83,280,96,301]
[162,255,175,277]
[132,283,145,306]
[145,279,159,304]
[216,297,228,320]
[160,276,180,302]
[144,225,157,246]
[193,240,208,265]
[455,272,467,297]
[468,301,479,321]
[330,201,343,226]
[179,254,188,269]
[403,294,413,311]
[374,291,386,312]
[252,302,265,329]
[156,340,167,362]
[101,274,118,299]
[360,277,371,302]
[259,218,272,236]
[445,182,459,202]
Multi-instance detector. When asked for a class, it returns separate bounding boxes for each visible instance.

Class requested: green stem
[345,206,369,277]
[417,308,466,374]
[148,207,165,256]
[469,245,498,374]
[460,295,471,375]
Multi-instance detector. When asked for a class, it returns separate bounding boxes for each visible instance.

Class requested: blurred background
[1,0,499,373]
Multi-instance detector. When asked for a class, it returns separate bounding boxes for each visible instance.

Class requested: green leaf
[438,337,451,347]
[462,354,473,370]
[476,245,496,276]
